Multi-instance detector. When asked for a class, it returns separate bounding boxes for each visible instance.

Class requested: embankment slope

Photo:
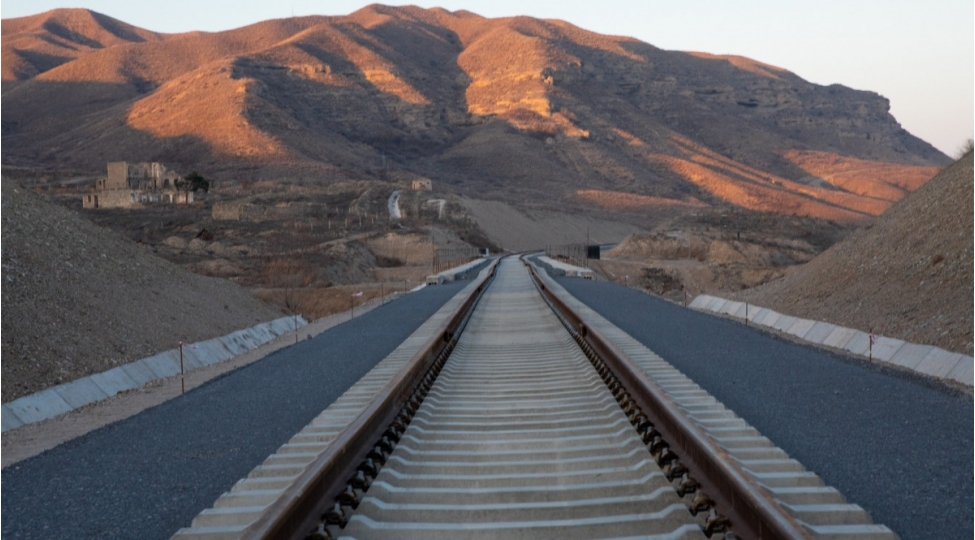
[733,152,974,354]
[1,182,283,401]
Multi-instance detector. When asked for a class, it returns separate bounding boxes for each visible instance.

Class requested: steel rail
[525,260,812,540]
[238,259,499,540]
[336,257,711,539]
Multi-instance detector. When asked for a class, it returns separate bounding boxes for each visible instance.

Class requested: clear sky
[3,0,972,157]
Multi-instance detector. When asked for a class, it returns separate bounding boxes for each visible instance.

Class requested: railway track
[174,256,896,540]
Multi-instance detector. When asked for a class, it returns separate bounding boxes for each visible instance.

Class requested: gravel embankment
[1,182,283,402]
[1,280,469,540]
[731,152,974,355]
[557,276,973,540]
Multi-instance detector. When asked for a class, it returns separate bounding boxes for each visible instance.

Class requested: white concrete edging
[538,256,595,279]
[689,294,973,388]
[1,315,307,433]
[426,256,495,285]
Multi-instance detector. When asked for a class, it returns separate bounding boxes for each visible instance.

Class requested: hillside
[1,181,283,402]
[597,210,851,299]
[1,8,164,81]
[1,5,947,223]
[732,153,974,355]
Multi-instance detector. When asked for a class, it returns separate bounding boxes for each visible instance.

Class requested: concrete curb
[537,256,595,279]
[689,294,973,388]
[426,257,494,285]
[1,316,307,433]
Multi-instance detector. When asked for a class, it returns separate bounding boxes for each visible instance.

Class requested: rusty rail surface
[238,259,499,540]
[525,259,811,540]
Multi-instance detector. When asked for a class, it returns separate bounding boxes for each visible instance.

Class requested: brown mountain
[733,152,974,355]
[1,8,164,81]
[2,5,948,222]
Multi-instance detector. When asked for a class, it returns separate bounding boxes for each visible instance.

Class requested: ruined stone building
[83,162,192,209]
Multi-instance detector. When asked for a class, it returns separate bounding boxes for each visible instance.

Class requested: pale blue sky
[3,0,972,156]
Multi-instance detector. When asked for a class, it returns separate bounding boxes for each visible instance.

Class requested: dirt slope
[733,153,974,354]
[2,6,946,223]
[1,181,283,402]
[460,197,644,251]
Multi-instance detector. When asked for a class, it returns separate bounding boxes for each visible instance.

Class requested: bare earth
[460,197,644,251]
[596,210,849,300]
[1,181,283,402]
[731,153,974,355]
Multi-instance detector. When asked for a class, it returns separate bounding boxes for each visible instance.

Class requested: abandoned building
[83,162,192,209]
[411,178,432,191]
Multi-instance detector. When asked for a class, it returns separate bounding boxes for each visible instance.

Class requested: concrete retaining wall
[2,316,306,433]
[688,294,973,388]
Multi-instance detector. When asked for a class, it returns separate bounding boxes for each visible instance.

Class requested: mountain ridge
[2,5,948,222]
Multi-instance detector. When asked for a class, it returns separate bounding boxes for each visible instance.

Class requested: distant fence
[434,247,480,273]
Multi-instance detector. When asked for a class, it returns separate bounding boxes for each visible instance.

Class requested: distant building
[411,178,432,191]
[83,162,191,209]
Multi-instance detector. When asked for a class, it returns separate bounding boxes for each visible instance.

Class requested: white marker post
[351,291,363,319]
[179,342,185,394]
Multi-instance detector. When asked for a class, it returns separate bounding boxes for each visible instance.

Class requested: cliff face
[2,5,947,221]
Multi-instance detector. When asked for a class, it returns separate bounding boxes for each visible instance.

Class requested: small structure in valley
[411,178,432,191]
[83,162,192,209]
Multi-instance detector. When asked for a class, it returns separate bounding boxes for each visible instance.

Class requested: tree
[176,171,210,192]
[958,138,974,158]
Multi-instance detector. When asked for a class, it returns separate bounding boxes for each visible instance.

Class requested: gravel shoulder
[0,293,398,468]
[556,276,973,540]
[1,282,467,540]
